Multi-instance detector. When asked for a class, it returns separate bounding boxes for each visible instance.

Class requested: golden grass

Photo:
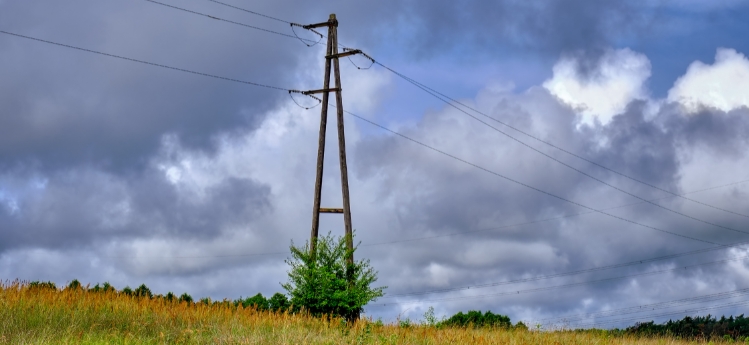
[0,281,724,344]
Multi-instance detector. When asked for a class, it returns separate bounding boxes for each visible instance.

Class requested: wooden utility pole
[300,14,362,265]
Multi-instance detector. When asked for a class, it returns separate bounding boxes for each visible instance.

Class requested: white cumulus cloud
[543,48,651,126]
[668,48,749,113]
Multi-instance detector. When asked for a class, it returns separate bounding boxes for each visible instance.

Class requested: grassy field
[0,281,729,344]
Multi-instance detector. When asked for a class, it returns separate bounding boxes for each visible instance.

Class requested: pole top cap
[329,13,336,20]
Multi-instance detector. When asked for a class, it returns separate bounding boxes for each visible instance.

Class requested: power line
[369,253,749,306]
[95,178,748,260]
[206,0,291,24]
[536,287,749,324]
[6,25,725,260]
[371,63,749,238]
[577,299,749,328]
[144,0,315,43]
[165,0,746,225]
[359,178,749,249]
[344,109,718,246]
[145,0,322,46]
[0,30,289,92]
[201,0,349,50]
[4,25,739,267]
[373,62,749,221]
[381,239,749,298]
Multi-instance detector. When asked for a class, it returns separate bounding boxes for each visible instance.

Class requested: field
[0,281,730,344]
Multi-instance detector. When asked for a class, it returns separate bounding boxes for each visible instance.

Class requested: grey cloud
[0,165,271,254]
[0,0,301,174]
[353,85,749,322]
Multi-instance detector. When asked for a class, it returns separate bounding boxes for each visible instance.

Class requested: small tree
[240,293,269,310]
[282,232,385,322]
[178,292,193,304]
[268,292,289,312]
[134,284,153,299]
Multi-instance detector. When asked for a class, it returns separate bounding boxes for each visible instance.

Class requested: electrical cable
[343,108,719,246]
[206,0,291,24]
[374,62,749,221]
[99,178,747,260]
[370,63,749,238]
[290,23,323,47]
[536,287,749,324]
[358,178,749,249]
[0,30,289,91]
[288,91,322,110]
[181,1,747,225]
[200,0,351,50]
[129,3,749,322]
[577,299,749,328]
[369,252,749,306]
[144,0,319,44]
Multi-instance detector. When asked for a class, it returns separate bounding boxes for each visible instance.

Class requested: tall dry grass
[0,280,724,344]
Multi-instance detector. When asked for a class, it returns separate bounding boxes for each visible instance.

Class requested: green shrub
[239,293,269,310]
[28,281,57,290]
[121,286,133,296]
[133,284,152,299]
[282,231,385,322]
[90,282,115,293]
[269,292,290,312]
[66,279,81,290]
[440,310,511,328]
[179,292,193,304]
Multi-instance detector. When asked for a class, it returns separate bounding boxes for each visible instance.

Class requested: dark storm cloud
[0,0,301,173]
[0,0,678,175]
[0,166,271,254]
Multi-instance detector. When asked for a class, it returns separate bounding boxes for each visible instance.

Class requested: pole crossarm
[302,87,341,95]
[328,50,361,59]
[342,48,376,63]
[299,18,337,29]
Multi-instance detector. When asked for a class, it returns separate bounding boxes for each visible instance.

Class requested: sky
[1,0,749,329]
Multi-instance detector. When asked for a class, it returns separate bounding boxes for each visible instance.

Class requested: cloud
[668,48,749,113]
[543,48,651,126]
[2,0,749,328]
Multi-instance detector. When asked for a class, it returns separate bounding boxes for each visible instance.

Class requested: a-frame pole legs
[310,16,335,255]
[330,23,354,267]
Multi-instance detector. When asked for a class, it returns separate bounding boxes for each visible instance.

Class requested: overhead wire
[134,2,749,324]
[177,0,749,256]
[144,0,319,44]
[370,63,749,238]
[577,299,749,328]
[359,178,749,248]
[536,287,749,324]
[0,30,289,92]
[343,108,718,246]
[205,0,291,24]
[369,252,749,306]
[189,0,749,224]
[98,178,748,260]
[372,65,749,221]
[9,22,731,261]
